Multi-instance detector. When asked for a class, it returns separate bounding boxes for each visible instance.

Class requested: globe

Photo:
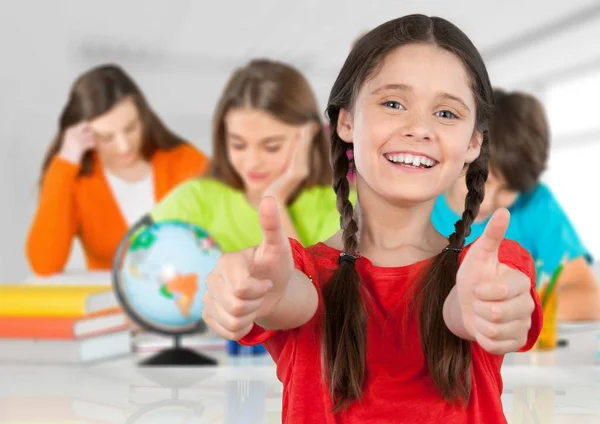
[112,217,222,337]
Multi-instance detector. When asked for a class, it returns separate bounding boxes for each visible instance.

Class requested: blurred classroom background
[0,0,599,279]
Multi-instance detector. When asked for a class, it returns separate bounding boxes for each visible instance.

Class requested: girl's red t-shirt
[240,238,542,424]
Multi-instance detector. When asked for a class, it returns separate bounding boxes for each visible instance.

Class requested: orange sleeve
[26,156,81,276]
[174,143,210,183]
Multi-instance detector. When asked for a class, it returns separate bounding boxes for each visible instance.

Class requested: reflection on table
[0,325,598,423]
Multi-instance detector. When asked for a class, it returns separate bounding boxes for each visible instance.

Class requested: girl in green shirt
[151,58,348,252]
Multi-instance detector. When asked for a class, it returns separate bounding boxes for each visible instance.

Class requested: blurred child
[27,65,208,276]
[151,59,349,250]
[433,89,600,321]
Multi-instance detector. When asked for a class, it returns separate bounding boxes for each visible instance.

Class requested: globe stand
[139,335,218,367]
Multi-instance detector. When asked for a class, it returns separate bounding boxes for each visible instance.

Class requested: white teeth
[386,153,435,167]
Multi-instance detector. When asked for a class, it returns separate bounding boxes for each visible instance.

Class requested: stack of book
[0,284,131,364]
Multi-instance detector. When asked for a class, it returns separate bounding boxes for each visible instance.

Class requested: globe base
[139,347,218,367]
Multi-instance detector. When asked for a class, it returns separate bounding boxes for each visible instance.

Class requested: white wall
[544,142,600,259]
[541,68,600,260]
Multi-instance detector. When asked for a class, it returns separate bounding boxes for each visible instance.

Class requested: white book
[0,330,131,364]
[73,312,128,338]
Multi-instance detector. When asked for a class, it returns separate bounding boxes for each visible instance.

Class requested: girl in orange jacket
[26,64,209,276]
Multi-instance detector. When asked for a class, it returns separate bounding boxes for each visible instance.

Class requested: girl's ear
[312,122,324,137]
[308,121,320,138]
[464,129,483,165]
[337,108,354,144]
[301,121,320,145]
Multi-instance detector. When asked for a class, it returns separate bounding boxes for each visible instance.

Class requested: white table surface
[0,326,599,424]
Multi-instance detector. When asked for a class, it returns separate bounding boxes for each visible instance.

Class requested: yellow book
[0,285,118,318]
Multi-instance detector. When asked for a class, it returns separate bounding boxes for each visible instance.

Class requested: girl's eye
[382,100,404,110]
[230,144,245,150]
[435,110,458,119]
[265,145,281,153]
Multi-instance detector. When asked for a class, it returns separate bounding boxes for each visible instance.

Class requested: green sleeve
[150,179,212,229]
[290,186,357,246]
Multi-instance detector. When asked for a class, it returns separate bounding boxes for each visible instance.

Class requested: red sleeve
[238,238,314,353]
[463,239,543,352]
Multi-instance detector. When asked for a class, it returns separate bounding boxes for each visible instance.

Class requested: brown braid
[418,142,489,403]
[449,146,489,249]
[321,132,366,412]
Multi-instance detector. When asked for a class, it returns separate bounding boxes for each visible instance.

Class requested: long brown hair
[323,15,493,412]
[40,64,187,182]
[207,59,332,203]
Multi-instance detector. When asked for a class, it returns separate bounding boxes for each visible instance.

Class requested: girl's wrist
[443,287,475,341]
[264,187,290,205]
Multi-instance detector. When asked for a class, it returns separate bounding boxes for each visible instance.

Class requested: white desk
[0,327,598,423]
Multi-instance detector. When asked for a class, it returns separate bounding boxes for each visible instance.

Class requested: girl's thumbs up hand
[203,196,294,340]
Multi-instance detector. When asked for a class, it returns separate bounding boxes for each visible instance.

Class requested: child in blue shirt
[432,89,599,321]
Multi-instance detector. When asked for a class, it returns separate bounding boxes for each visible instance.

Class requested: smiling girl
[201,15,541,423]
